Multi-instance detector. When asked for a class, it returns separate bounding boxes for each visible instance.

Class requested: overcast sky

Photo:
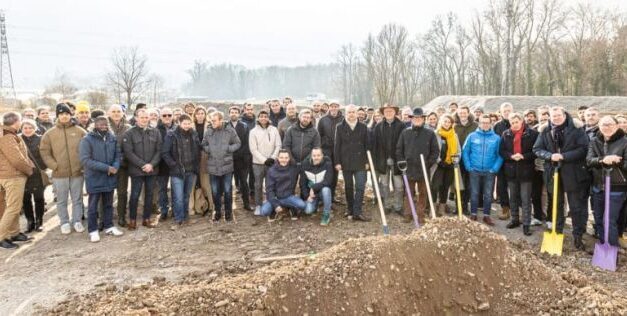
[2,0,626,91]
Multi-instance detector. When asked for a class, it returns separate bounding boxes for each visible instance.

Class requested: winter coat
[157,121,176,176]
[121,126,162,177]
[586,128,627,192]
[499,124,538,182]
[0,127,34,179]
[230,120,251,157]
[21,134,45,192]
[109,118,131,168]
[278,116,298,140]
[201,124,241,176]
[36,119,54,135]
[300,155,333,199]
[317,112,344,158]
[533,113,590,192]
[585,125,599,142]
[40,121,87,178]
[161,127,201,176]
[269,107,286,127]
[241,114,256,130]
[265,161,299,209]
[462,128,503,173]
[454,117,478,149]
[79,131,120,194]
[372,118,405,175]
[494,119,510,137]
[334,120,369,172]
[396,125,440,181]
[282,122,321,163]
[249,123,282,165]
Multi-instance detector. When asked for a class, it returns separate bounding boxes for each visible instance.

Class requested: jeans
[234,155,251,207]
[497,169,509,208]
[88,191,114,233]
[343,170,367,216]
[592,189,625,246]
[157,175,171,217]
[53,177,84,225]
[379,166,403,211]
[129,176,156,221]
[211,173,233,220]
[508,180,532,225]
[252,164,268,206]
[469,172,495,216]
[171,173,196,223]
[305,187,332,215]
[116,167,129,221]
[260,195,306,216]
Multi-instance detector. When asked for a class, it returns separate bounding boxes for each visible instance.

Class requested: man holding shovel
[396,107,439,224]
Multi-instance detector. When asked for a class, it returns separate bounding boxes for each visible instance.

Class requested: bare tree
[106,47,149,107]
[86,89,109,107]
[44,71,78,99]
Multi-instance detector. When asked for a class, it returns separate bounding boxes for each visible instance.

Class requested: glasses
[601,123,617,128]
[162,114,172,117]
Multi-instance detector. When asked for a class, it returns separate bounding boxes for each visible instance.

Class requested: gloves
[264,158,275,167]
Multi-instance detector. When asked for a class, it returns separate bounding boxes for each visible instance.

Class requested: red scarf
[512,125,524,154]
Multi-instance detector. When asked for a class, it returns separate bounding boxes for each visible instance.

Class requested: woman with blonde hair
[191,106,213,216]
[431,114,460,216]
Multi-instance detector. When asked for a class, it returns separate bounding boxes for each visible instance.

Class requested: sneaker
[320,213,331,226]
[530,218,543,226]
[105,227,124,236]
[89,231,100,243]
[254,206,261,216]
[73,222,85,233]
[60,223,71,235]
[290,209,299,221]
[546,221,552,230]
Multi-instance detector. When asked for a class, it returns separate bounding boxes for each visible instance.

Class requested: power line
[0,11,17,106]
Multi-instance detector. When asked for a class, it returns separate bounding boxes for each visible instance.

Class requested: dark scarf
[550,120,567,150]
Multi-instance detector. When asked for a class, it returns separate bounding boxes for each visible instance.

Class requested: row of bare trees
[338,0,626,106]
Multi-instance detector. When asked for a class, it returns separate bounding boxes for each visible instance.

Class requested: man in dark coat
[156,107,176,220]
[228,106,253,211]
[493,102,513,220]
[282,109,321,165]
[269,100,286,127]
[454,105,478,214]
[317,102,344,200]
[334,105,370,222]
[533,107,590,251]
[372,104,405,214]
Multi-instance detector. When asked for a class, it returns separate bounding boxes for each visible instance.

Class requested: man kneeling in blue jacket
[462,114,504,226]
[257,149,306,221]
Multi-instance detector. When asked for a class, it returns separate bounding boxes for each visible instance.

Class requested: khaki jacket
[40,121,87,178]
[0,127,34,179]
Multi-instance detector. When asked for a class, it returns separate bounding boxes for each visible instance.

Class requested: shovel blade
[540,231,564,256]
[591,242,618,271]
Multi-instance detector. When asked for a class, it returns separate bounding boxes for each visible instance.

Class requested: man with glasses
[156,108,176,220]
[108,104,131,227]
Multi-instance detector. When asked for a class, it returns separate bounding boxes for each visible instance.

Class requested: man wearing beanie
[40,103,88,235]
[75,101,92,131]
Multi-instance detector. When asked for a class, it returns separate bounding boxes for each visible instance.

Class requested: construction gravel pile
[46,218,626,315]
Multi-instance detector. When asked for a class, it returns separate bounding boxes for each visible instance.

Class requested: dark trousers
[343,170,366,216]
[88,191,114,233]
[619,201,627,237]
[460,164,470,213]
[497,169,509,208]
[432,166,454,204]
[233,155,251,207]
[211,173,233,220]
[116,167,129,221]
[129,176,156,221]
[592,190,626,246]
[531,170,545,221]
[248,158,255,196]
[23,188,45,224]
[547,180,589,237]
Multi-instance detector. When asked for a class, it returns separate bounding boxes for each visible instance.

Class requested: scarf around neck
[437,127,458,164]
[512,125,524,154]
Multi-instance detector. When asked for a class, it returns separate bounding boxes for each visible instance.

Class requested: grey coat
[201,124,241,176]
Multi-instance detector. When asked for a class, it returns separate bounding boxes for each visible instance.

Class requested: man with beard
[228,106,253,211]
[317,102,343,201]
[278,103,299,140]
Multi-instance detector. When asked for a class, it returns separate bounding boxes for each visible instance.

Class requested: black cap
[408,107,426,118]
[56,103,72,116]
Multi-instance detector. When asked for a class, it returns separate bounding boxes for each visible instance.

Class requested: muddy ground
[0,183,625,315]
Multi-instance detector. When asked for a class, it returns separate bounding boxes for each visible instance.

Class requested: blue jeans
[211,173,233,220]
[592,189,626,246]
[343,170,367,216]
[171,173,197,223]
[469,171,496,216]
[129,176,156,220]
[260,195,306,217]
[305,187,332,215]
[88,191,114,233]
[157,175,171,217]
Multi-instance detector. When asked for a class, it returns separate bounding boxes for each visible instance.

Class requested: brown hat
[379,103,399,115]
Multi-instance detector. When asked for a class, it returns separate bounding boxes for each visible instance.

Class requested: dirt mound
[46,218,626,315]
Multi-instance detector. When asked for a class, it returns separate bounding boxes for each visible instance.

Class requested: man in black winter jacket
[533,107,590,251]
[156,107,176,220]
[494,102,513,220]
[317,102,344,199]
[372,104,405,213]
[228,106,253,211]
[282,110,321,165]
[300,148,333,225]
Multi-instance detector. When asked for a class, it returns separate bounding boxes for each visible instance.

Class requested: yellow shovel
[541,166,564,256]
[452,155,463,219]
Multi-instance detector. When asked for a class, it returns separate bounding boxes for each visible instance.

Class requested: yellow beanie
[76,100,90,113]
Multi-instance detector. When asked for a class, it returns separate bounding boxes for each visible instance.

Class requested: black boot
[574,235,585,251]
[523,225,531,236]
[26,220,36,233]
[506,220,521,229]
[35,215,44,232]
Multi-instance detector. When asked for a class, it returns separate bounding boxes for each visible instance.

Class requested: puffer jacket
[533,113,590,192]
[396,125,439,181]
[40,121,87,178]
[372,118,405,175]
[300,155,333,199]
[499,124,538,182]
[109,117,131,168]
[462,128,503,173]
[162,127,200,176]
[79,130,120,193]
[586,128,627,191]
[317,112,344,158]
[0,127,34,179]
[249,123,282,165]
[265,160,299,210]
[122,126,162,177]
[21,133,46,191]
[334,120,369,172]
[282,122,321,163]
[201,124,241,176]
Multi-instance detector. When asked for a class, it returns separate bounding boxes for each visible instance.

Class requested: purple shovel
[397,161,420,229]
[591,168,619,272]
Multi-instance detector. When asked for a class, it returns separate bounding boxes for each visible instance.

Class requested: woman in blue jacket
[462,114,503,225]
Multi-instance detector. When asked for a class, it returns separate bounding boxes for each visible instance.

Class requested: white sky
[2,0,625,91]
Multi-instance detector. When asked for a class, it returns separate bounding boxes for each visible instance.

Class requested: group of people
[0,98,625,252]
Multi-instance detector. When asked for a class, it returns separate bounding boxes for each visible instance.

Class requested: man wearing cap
[317,102,344,201]
[40,103,88,234]
[75,101,92,131]
[372,104,405,214]
[396,107,439,223]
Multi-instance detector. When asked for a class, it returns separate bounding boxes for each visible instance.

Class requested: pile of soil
[46,218,626,315]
